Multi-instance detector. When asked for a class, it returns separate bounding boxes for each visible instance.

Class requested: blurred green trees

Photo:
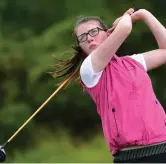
[0,0,166,162]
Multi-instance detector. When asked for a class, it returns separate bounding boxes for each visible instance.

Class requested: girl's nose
[87,35,94,43]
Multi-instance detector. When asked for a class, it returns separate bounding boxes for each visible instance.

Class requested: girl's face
[75,21,109,56]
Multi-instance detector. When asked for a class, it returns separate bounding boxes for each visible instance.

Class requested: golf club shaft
[6,70,77,145]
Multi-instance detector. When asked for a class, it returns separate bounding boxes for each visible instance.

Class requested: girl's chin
[89,46,97,53]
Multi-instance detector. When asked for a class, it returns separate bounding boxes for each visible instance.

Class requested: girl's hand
[112,8,134,26]
[131,9,149,22]
[109,8,135,33]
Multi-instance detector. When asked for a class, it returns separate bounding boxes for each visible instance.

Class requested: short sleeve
[130,54,147,71]
[80,54,103,88]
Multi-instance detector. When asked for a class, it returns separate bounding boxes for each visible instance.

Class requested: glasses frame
[77,27,106,43]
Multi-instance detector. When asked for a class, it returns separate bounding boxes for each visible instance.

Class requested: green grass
[10,129,113,163]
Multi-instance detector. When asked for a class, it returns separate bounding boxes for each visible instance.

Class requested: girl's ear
[106,30,111,36]
[106,26,115,36]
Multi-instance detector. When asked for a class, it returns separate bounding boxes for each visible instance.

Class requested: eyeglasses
[77,27,105,43]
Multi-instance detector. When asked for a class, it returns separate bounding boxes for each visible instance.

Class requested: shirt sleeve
[130,54,147,71]
[80,53,148,88]
[80,54,103,88]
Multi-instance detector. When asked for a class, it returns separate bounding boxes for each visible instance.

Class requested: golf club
[0,70,77,162]
[0,8,140,162]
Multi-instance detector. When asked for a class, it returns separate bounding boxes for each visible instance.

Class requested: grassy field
[7,129,113,163]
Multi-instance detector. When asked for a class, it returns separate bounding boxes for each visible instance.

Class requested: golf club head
[0,146,6,163]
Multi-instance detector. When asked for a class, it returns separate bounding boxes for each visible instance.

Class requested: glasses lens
[78,34,87,43]
[89,28,99,37]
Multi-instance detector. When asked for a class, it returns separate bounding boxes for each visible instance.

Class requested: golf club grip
[109,8,139,33]
[7,70,77,143]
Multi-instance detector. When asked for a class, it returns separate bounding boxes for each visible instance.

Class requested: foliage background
[0,0,166,162]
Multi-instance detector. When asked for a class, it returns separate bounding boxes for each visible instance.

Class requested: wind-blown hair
[50,16,109,83]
